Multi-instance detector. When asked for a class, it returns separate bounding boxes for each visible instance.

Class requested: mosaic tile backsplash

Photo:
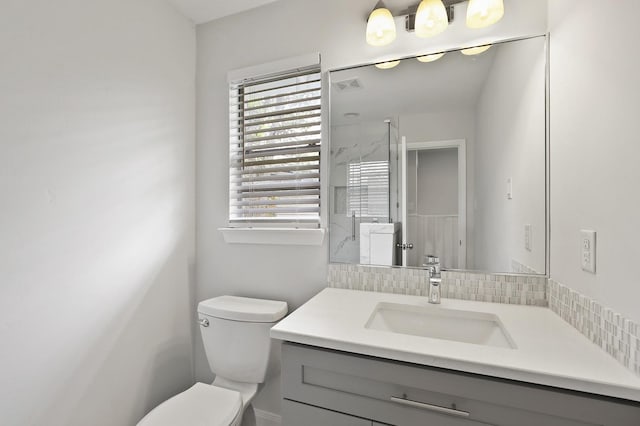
[549,279,640,376]
[328,264,548,306]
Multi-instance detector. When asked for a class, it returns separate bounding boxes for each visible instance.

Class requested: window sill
[218,227,325,246]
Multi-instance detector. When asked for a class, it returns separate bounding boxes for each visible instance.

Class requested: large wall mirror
[328,35,548,275]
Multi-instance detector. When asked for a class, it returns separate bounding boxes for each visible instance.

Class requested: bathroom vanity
[271,289,640,426]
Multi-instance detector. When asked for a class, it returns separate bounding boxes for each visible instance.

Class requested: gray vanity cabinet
[281,342,640,426]
[283,400,373,426]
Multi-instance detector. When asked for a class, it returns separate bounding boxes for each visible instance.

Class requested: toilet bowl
[137,296,288,426]
[138,382,243,426]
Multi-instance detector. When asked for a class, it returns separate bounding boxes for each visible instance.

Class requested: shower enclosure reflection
[329,36,547,275]
[329,119,399,265]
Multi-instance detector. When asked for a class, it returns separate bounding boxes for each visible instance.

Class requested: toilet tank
[198,296,288,384]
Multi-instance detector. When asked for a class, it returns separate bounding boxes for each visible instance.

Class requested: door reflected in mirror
[329,36,547,275]
[402,140,466,270]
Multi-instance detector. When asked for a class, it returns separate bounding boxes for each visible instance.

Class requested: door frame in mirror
[401,139,467,269]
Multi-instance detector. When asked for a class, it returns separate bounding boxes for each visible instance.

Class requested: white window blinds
[229,65,322,226]
[348,160,390,219]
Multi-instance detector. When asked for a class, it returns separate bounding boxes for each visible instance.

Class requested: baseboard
[254,408,282,426]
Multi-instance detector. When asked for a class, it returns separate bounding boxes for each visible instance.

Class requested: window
[228,65,322,228]
[347,160,390,220]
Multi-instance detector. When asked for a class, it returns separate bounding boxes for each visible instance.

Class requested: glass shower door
[329,121,391,264]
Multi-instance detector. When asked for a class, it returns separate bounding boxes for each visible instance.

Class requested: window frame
[219,54,326,246]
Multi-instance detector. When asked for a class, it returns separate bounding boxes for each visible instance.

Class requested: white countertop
[270,288,640,403]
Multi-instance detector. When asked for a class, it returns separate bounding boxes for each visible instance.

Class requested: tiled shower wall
[328,263,547,306]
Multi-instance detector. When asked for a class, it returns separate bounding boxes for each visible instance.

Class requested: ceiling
[167,0,281,24]
[166,0,424,25]
[331,47,496,125]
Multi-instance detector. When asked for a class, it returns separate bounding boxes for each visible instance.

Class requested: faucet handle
[424,254,440,264]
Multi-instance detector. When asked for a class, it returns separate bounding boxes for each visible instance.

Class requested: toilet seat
[137,383,242,426]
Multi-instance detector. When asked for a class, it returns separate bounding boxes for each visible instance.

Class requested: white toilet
[138,295,288,426]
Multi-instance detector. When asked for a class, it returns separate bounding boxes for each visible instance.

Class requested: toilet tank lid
[198,296,288,322]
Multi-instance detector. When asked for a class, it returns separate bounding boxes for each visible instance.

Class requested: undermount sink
[365,302,516,349]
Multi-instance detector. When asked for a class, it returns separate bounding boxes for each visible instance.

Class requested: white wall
[549,0,640,323]
[196,0,547,416]
[474,37,547,273]
[0,1,196,425]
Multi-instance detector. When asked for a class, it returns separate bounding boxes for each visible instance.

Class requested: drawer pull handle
[390,396,470,418]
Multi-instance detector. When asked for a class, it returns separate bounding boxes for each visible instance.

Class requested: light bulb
[375,60,401,70]
[415,0,449,38]
[466,0,504,29]
[366,4,396,47]
[417,52,446,63]
[461,45,491,55]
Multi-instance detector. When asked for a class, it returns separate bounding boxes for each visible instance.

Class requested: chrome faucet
[423,254,440,276]
[424,255,441,304]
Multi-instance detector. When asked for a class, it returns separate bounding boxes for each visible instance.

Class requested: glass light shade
[461,45,491,55]
[415,0,449,38]
[417,52,446,63]
[366,7,397,46]
[466,0,505,29]
[375,60,401,69]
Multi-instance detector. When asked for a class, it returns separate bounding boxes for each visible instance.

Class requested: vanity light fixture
[415,0,449,38]
[417,52,446,63]
[375,60,401,69]
[366,1,397,47]
[466,0,504,29]
[461,44,491,55]
[365,0,505,46]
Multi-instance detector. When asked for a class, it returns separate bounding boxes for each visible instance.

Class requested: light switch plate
[507,177,513,200]
[581,230,596,274]
[524,224,532,251]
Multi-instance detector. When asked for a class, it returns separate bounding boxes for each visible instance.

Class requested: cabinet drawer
[282,343,640,426]
[283,400,373,426]
[282,398,491,426]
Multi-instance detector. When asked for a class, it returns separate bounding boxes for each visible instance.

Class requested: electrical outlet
[581,230,596,274]
[506,178,513,200]
[524,224,532,251]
